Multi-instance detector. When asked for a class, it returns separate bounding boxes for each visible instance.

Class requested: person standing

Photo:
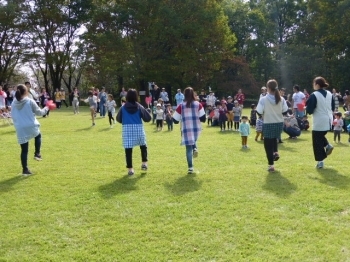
[160,88,169,104]
[0,85,7,109]
[234,89,245,108]
[332,88,341,111]
[259,87,267,99]
[60,88,68,107]
[120,87,127,105]
[257,79,288,172]
[292,85,306,118]
[175,89,184,106]
[116,89,151,175]
[172,87,206,174]
[206,91,216,108]
[25,82,38,101]
[306,76,335,168]
[198,89,207,108]
[11,84,54,175]
[99,87,107,117]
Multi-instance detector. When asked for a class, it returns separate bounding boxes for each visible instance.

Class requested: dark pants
[312,131,329,161]
[55,101,61,108]
[283,126,301,137]
[20,133,41,171]
[207,118,212,126]
[234,122,240,130]
[152,113,156,124]
[264,138,278,165]
[166,118,173,130]
[61,99,68,107]
[219,121,226,130]
[334,130,341,142]
[125,145,148,168]
[156,119,163,128]
[108,111,114,125]
[100,102,106,116]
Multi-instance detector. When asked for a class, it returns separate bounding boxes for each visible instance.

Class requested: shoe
[188,168,194,174]
[325,144,334,155]
[316,161,324,168]
[245,145,249,149]
[278,139,283,143]
[92,123,95,126]
[267,166,275,172]
[141,164,148,171]
[34,153,42,161]
[273,152,280,161]
[255,138,258,141]
[110,125,113,128]
[22,169,32,176]
[193,149,198,158]
[128,169,134,176]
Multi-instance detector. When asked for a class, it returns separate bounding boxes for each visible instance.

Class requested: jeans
[185,144,197,168]
[20,133,41,171]
[99,102,106,116]
[295,109,304,118]
[283,126,301,137]
[72,99,79,113]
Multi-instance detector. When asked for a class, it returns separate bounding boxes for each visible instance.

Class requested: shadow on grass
[313,168,350,189]
[0,176,27,194]
[99,173,146,198]
[0,129,15,134]
[164,174,202,196]
[74,126,94,132]
[262,171,297,198]
[278,144,297,152]
[98,127,113,132]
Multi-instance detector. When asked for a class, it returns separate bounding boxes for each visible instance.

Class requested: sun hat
[261,86,267,90]
[157,104,161,107]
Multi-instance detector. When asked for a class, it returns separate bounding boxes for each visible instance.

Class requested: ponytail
[15,84,27,101]
[266,79,281,104]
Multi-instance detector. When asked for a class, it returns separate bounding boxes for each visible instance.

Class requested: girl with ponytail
[256,79,289,172]
[11,84,55,175]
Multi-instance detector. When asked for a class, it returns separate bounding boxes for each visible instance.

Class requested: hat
[234,100,238,103]
[227,96,232,99]
[261,86,267,90]
[157,104,161,107]
[345,111,350,115]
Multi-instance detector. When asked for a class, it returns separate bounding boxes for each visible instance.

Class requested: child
[333,112,343,143]
[226,96,234,130]
[156,103,164,131]
[250,104,257,126]
[152,101,157,124]
[218,101,227,131]
[165,104,173,131]
[207,105,214,126]
[11,84,54,175]
[116,89,151,175]
[232,100,242,131]
[255,115,264,141]
[81,91,98,126]
[106,94,116,128]
[301,115,310,131]
[40,88,50,117]
[172,87,206,174]
[72,87,80,114]
[239,116,251,148]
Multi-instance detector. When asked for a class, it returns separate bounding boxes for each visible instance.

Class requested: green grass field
[1,107,350,261]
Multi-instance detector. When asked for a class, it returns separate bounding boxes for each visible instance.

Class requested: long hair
[15,84,27,101]
[184,87,196,108]
[267,79,281,104]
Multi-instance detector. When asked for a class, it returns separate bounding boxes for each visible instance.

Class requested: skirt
[262,122,283,139]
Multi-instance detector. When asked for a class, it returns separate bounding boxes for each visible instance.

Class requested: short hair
[251,104,256,109]
[24,81,30,85]
[293,85,300,91]
[335,112,342,117]
[126,89,139,103]
[241,116,248,120]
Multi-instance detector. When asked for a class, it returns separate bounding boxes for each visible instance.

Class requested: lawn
[0,106,350,261]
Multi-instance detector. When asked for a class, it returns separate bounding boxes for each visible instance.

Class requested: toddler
[165,104,173,131]
[239,116,250,148]
[255,115,264,141]
[250,104,257,127]
[226,96,234,130]
[333,112,343,143]
[218,101,227,131]
[156,103,164,131]
[207,105,213,126]
[106,94,116,128]
[232,100,242,131]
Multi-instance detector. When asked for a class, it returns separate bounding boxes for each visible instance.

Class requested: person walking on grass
[257,79,288,172]
[239,116,250,149]
[116,89,151,176]
[81,91,98,126]
[106,94,116,128]
[11,84,55,176]
[172,87,206,174]
[306,76,335,169]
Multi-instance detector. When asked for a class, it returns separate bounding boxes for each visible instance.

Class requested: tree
[0,1,28,84]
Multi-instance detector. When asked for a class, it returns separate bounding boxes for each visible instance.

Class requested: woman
[283,115,301,139]
[71,87,80,114]
[257,79,288,172]
[172,87,206,174]
[116,89,151,175]
[11,84,54,175]
[306,76,335,168]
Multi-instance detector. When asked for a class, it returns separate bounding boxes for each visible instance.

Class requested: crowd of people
[2,76,350,175]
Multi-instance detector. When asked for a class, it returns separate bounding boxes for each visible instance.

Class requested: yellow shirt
[60,91,66,100]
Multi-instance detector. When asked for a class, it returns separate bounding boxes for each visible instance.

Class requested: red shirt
[235,93,245,105]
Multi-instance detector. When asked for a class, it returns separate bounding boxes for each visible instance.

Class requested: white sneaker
[110,125,113,128]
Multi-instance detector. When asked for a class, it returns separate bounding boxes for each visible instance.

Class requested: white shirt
[292,91,305,108]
